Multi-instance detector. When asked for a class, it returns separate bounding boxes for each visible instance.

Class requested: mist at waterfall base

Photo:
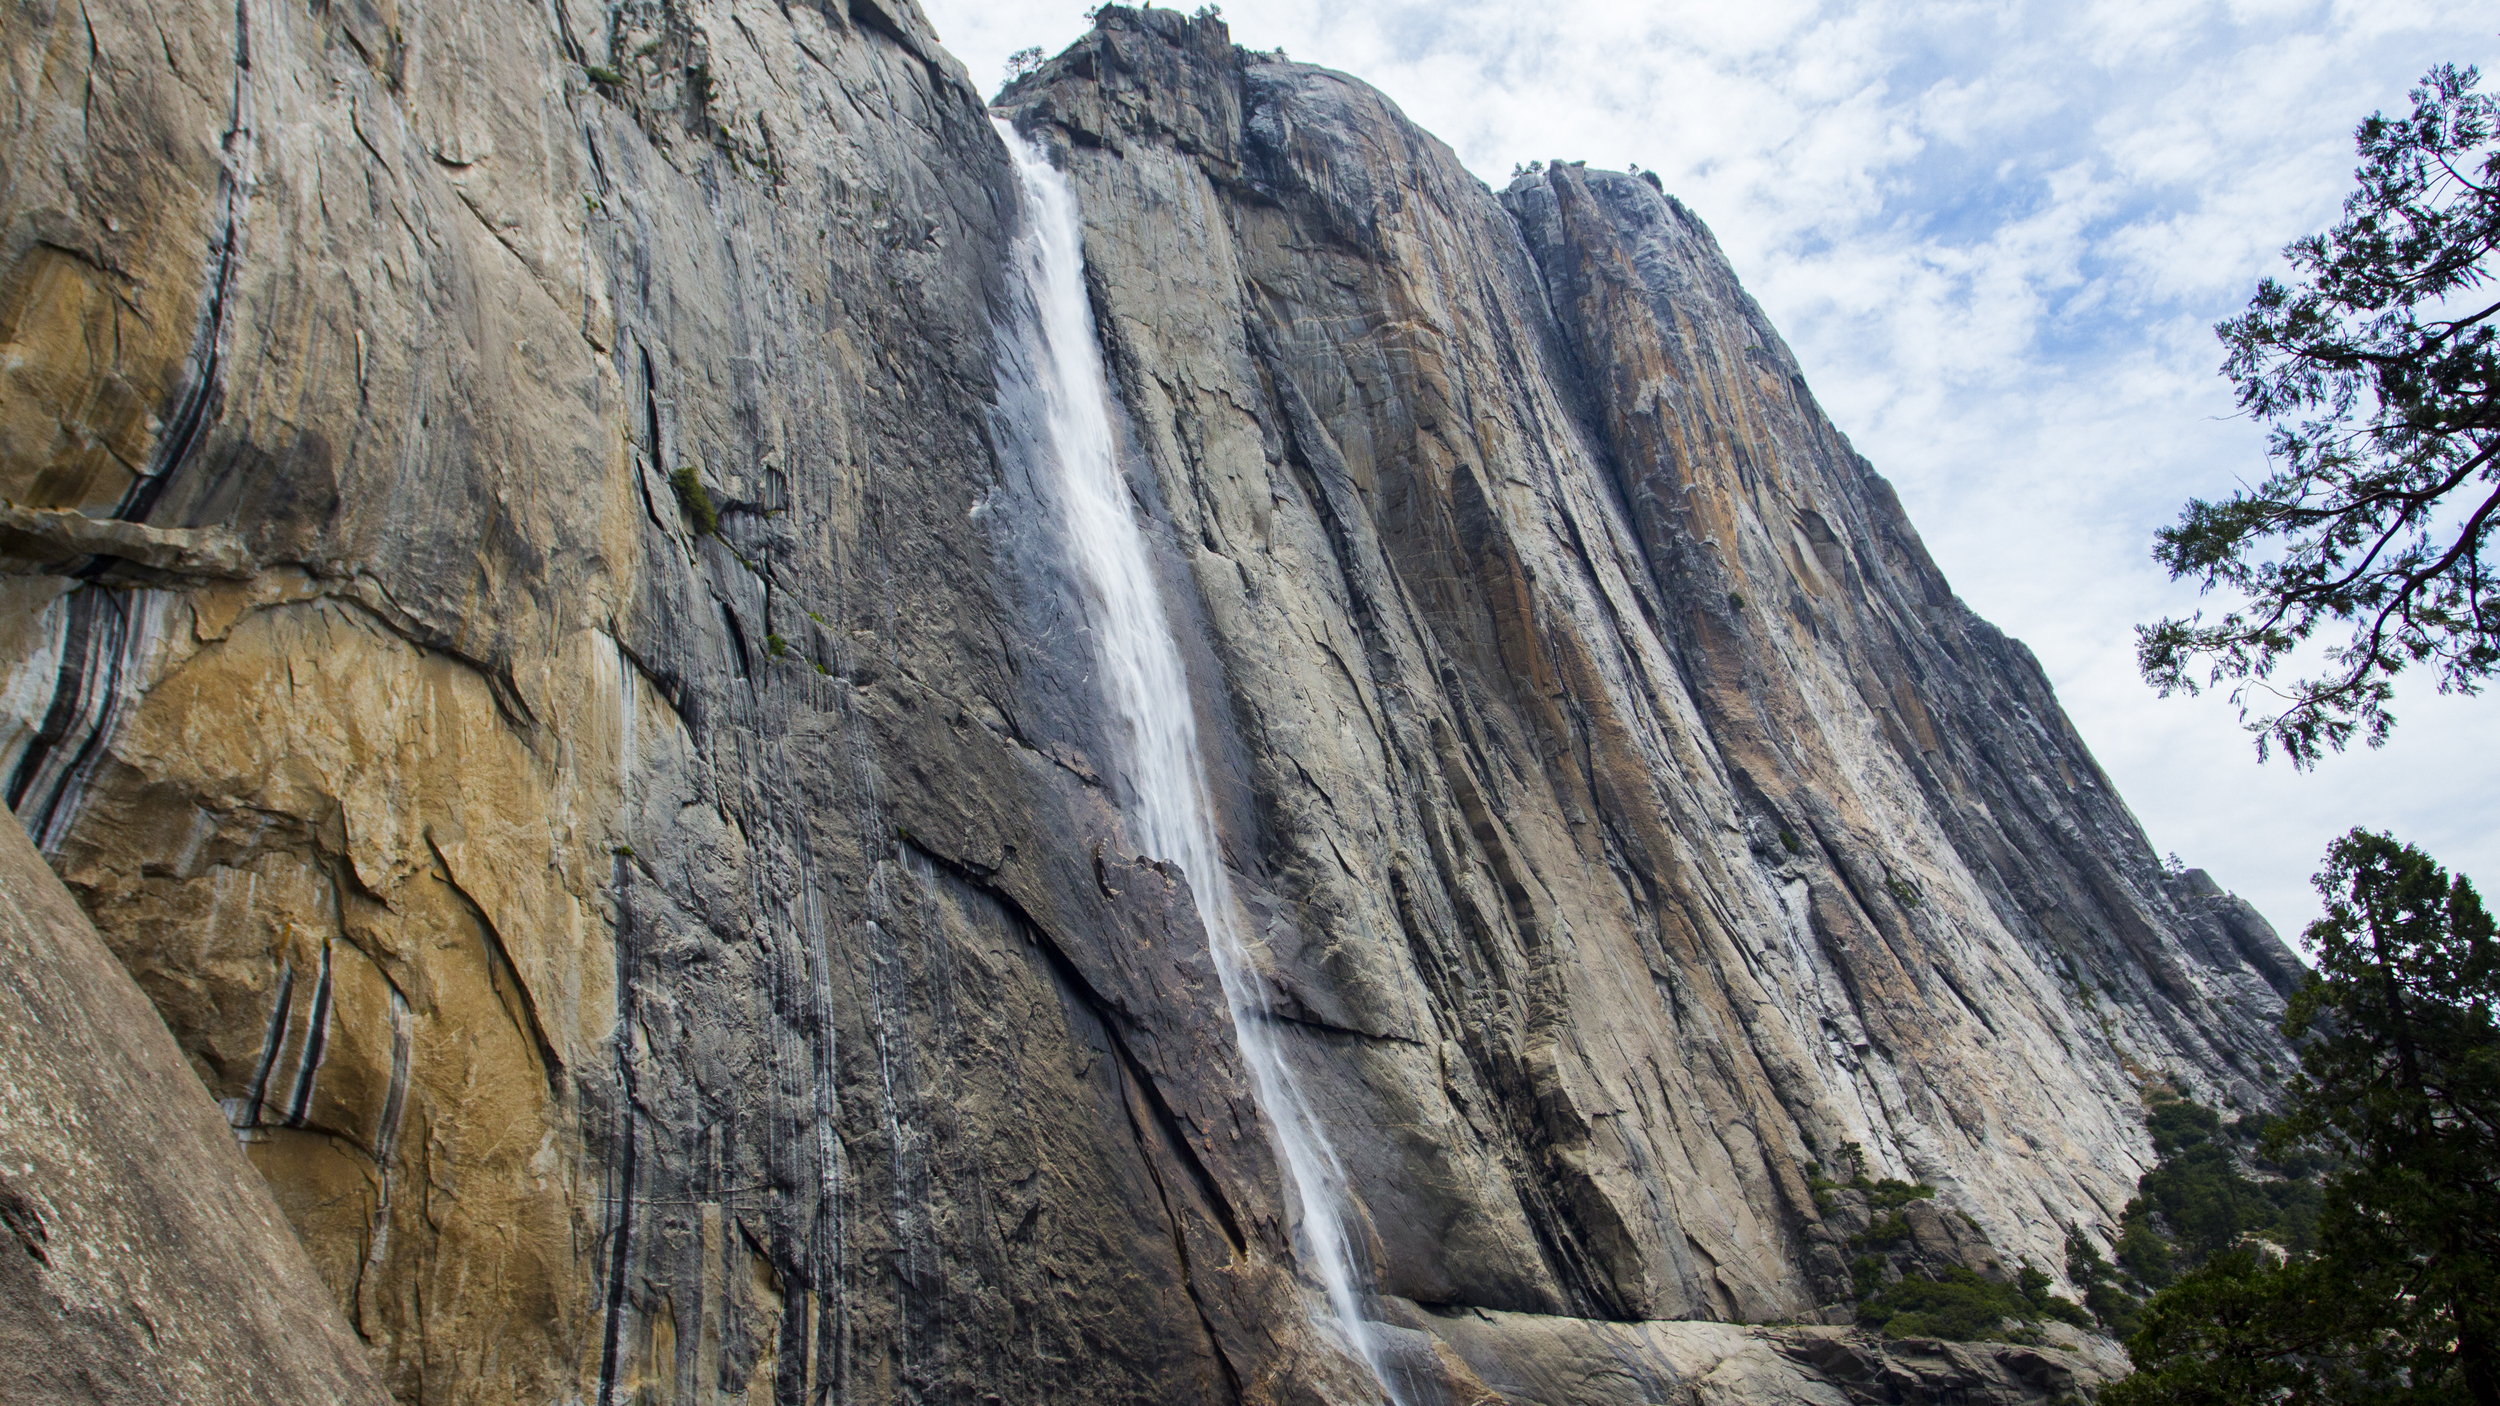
[987,117,1413,1403]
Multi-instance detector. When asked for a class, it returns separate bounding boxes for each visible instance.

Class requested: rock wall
[996,1,2300,1321]
[0,781,388,1405]
[0,0,2299,1402]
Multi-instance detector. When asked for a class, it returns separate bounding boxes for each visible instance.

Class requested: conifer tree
[2107,832,2499,1406]
[2141,65,2500,765]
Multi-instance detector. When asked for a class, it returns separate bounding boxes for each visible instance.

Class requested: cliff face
[0,1,2298,1403]
[998,0,2302,1312]
[0,801,388,1405]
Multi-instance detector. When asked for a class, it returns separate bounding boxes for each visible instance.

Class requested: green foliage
[669,465,718,536]
[582,63,626,87]
[1831,1140,1869,1180]
[1804,1144,1932,1216]
[2279,832,2499,1179]
[2107,832,2500,1404]
[1780,827,1802,854]
[1003,45,1045,85]
[2274,832,2500,1399]
[2125,1094,2322,1281]
[1860,1211,1913,1250]
[1815,1156,2089,1342]
[2074,1088,2322,1344]
[1860,1267,2032,1340]
[2138,65,2500,765]
[2086,1285,2144,1340]
[2069,1227,2145,1338]
[2101,1254,2364,1406]
[2022,1263,2096,1328]
[765,632,788,658]
[1864,1178,1935,1211]
[1885,874,1922,908]
[2115,1215,2176,1291]
[1860,1265,2084,1343]
[2149,1095,2223,1155]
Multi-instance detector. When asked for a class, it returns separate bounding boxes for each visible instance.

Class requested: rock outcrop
[0,788,387,1404]
[0,1,2299,1402]
[1411,1310,2129,1406]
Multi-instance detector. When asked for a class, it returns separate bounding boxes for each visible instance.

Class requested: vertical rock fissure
[5,586,132,848]
[234,957,296,1134]
[596,857,646,1406]
[117,0,253,528]
[280,938,333,1127]
[1113,1041,1248,1404]
[1383,859,1633,1322]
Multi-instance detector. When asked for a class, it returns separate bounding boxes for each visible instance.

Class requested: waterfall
[991,117,1406,1403]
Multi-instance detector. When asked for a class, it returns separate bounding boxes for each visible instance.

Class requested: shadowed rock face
[0,0,2295,1402]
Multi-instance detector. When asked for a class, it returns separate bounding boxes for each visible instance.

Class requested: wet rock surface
[0,0,2295,1401]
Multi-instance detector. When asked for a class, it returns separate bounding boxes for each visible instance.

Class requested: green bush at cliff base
[2021,1265,2095,1330]
[2104,830,2500,1405]
[1859,1267,2027,1340]
[2070,1085,2324,1344]
[2068,1227,2145,1340]
[1856,1264,2090,1343]
[2102,1253,2361,1406]
[2118,1096,2321,1292]
[1816,1152,2088,1341]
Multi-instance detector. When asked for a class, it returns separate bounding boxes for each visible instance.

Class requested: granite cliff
[0,1,2301,1402]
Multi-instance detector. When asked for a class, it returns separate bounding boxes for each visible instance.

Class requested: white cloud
[924,0,2500,936]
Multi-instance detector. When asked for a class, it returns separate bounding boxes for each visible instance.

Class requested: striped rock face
[0,4,2294,1404]
[0,794,387,1405]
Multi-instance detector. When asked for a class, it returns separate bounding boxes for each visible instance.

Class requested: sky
[920,0,2500,941]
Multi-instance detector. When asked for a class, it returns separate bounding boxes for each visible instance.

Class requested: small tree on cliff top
[2139,64,2500,766]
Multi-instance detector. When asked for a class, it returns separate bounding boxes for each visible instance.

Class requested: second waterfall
[989,118,1408,1402]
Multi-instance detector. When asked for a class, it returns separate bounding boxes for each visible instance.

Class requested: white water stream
[992,118,1405,1403]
